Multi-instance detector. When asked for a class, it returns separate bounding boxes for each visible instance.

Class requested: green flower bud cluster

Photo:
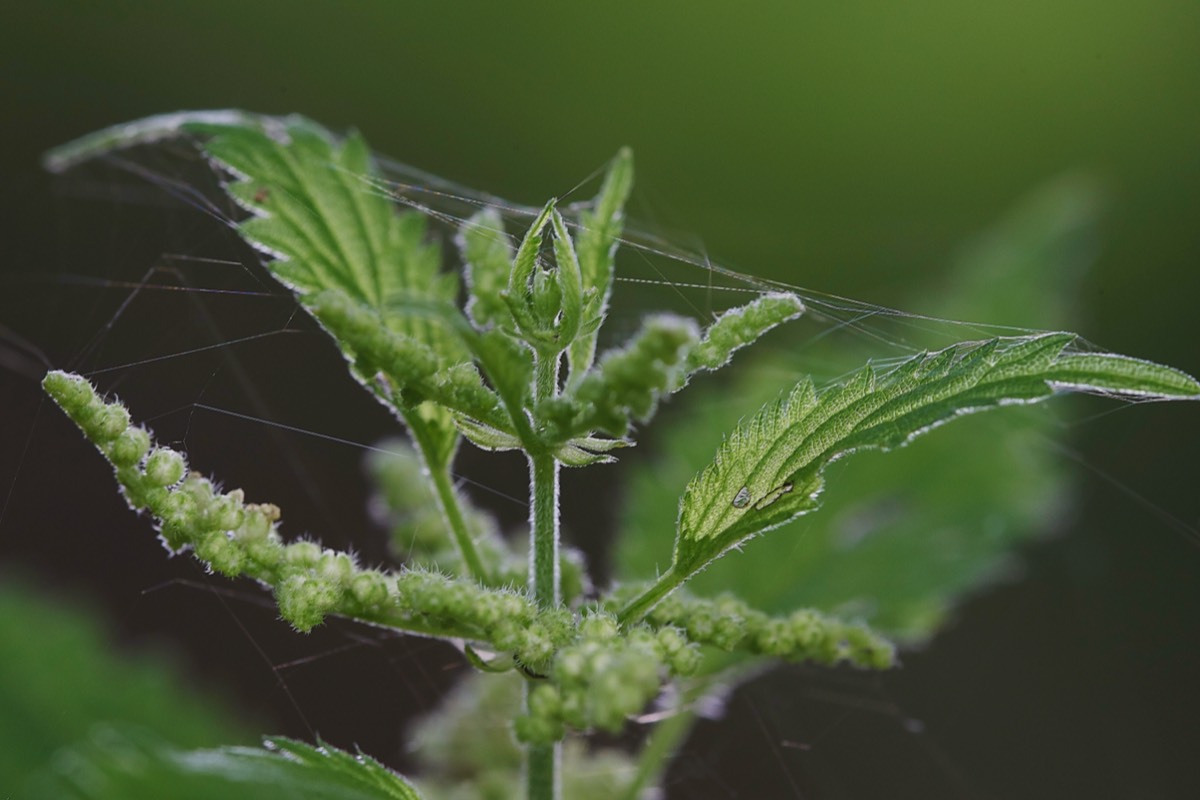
[393,569,567,661]
[44,371,472,635]
[644,591,896,670]
[43,371,288,576]
[684,293,806,375]
[310,289,509,432]
[42,371,595,658]
[311,289,440,388]
[514,612,701,744]
[539,315,701,440]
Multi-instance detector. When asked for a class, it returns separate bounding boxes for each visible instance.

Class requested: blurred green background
[2,2,1198,798]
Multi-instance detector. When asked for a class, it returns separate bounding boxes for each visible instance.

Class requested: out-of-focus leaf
[0,580,246,790]
[26,726,423,800]
[409,672,638,800]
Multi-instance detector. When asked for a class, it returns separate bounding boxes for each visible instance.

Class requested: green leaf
[568,147,634,383]
[615,176,1119,641]
[198,119,468,364]
[42,109,283,173]
[653,334,1198,608]
[550,208,585,344]
[502,200,559,345]
[27,727,423,800]
[459,207,516,327]
[189,115,477,458]
[546,314,701,439]
[200,122,449,311]
[0,581,247,791]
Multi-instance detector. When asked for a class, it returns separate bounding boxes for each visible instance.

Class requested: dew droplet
[732,486,751,508]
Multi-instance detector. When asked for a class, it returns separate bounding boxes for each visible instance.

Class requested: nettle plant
[41,112,1199,800]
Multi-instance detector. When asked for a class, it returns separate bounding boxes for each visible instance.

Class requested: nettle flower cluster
[39,114,889,745]
[43,112,1199,798]
[42,368,893,742]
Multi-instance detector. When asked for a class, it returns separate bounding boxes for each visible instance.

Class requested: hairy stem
[529,451,560,608]
[527,350,562,800]
[526,743,560,800]
[428,462,489,580]
[529,351,561,608]
[617,565,685,627]
[405,415,489,583]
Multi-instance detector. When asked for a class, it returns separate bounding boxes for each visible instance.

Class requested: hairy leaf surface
[197,119,462,351]
[671,333,1199,585]
[567,147,634,382]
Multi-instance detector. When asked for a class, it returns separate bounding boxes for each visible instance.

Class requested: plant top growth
[36,111,1200,800]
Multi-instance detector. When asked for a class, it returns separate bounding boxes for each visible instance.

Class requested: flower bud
[842,624,896,670]
[788,609,824,648]
[528,684,562,719]
[105,426,151,467]
[554,649,588,684]
[43,371,95,411]
[89,404,131,442]
[206,491,245,532]
[350,571,389,607]
[285,541,322,569]
[144,448,186,487]
[237,506,273,542]
[276,574,339,632]
[518,625,555,671]
[318,550,355,585]
[579,612,620,642]
[754,618,797,657]
[668,644,702,676]
[196,530,244,577]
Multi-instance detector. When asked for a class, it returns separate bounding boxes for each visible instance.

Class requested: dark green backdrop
[2,3,1198,798]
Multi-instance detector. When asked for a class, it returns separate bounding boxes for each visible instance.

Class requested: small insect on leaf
[731,486,751,509]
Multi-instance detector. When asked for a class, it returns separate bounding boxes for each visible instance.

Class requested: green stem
[529,451,560,608]
[526,743,560,800]
[405,414,489,583]
[618,701,698,800]
[428,460,489,580]
[529,351,561,608]
[527,350,562,800]
[617,565,685,627]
